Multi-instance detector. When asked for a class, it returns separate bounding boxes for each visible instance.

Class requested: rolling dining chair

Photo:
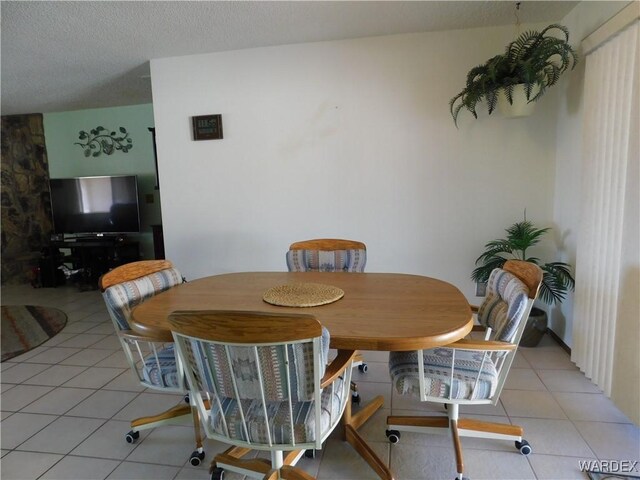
[100,260,205,466]
[286,238,369,404]
[169,310,355,480]
[386,260,543,480]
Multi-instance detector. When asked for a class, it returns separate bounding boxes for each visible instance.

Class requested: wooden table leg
[343,394,394,480]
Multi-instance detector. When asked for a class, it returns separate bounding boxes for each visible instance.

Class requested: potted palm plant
[471,219,575,347]
[450,24,578,127]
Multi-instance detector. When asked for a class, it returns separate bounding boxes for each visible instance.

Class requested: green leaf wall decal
[74,126,133,157]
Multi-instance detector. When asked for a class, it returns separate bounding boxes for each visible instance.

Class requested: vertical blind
[572,18,639,395]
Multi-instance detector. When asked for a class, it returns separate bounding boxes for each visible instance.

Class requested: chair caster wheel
[454,476,470,480]
[189,449,205,466]
[358,363,368,373]
[125,430,140,444]
[211,467,224,480]
[351,392,361,404]
[184,394,190,404]
[304,449,315,459]
[385,429,400,444]
[515,439,532,455]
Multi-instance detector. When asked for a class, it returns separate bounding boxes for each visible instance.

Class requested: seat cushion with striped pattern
[142,344,181,389]
[286,249,366,272]
[389,348,499,401]
[209,377,345,444]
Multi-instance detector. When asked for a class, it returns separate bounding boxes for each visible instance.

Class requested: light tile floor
[1,284,639,480]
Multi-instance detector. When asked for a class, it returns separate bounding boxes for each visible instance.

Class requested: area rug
[1,305,67,361]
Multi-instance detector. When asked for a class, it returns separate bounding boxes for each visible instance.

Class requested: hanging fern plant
[450,24,578,127]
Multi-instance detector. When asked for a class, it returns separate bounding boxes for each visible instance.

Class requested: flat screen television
[49,175,140,235]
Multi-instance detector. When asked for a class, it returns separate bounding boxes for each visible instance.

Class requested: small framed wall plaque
[192,114,223,140]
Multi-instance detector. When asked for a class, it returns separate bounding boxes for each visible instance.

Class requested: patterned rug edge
[1,305,68,362]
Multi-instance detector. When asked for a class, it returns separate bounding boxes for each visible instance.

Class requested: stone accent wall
[1,114,53,285]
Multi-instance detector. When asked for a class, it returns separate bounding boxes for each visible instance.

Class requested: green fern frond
[539,24,570,42]
[450,100,465,128]
[506,221,550,255]
[476,240,514,260]
[504,84,515,104]
[486,89,498,114]
[471,256,507,283]
[507,30,539,60]
[544,64,561,87]
[543,262,576,290]
[529,82,546,102]
[450,93,463,116]
[467,64,490,86]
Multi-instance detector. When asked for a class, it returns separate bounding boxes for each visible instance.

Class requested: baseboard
[546,328,571,355]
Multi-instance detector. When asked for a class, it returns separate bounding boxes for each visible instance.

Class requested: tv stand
[65,233,123,241]
[48,236,140,290]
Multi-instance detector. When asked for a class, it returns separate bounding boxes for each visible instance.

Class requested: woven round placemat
[262,283,344,307]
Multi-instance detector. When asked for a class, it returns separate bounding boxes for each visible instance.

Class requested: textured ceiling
[1,1,580,115]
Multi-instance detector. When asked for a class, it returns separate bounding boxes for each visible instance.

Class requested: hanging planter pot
[497,84,540,118]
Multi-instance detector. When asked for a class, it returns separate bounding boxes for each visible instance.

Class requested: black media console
[41,236,140,290]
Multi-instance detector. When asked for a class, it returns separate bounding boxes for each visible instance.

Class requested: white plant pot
[497,84,539,118]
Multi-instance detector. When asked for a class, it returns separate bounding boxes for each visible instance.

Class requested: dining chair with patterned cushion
[286,238,367,273]
[170,310,355,480]
[286,238,369,407]
[385,260,543,480]
[100,260,205,466]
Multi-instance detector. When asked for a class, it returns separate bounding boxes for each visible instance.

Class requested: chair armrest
[321,350,357,388]
[471,325,487,332]
[117,329,173,343]
[446,338,517,352]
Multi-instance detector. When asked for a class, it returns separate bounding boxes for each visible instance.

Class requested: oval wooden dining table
[131,271,473,480]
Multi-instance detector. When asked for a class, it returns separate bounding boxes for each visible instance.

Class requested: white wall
[552,1,631,346]
[150,24,561,300]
